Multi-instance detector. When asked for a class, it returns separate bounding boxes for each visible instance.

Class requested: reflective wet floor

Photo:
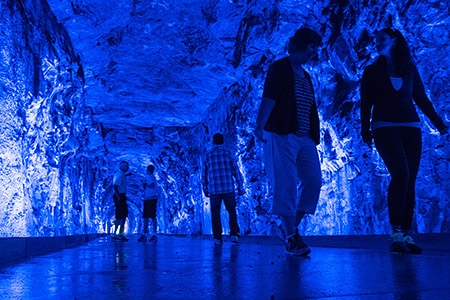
[0,234,449,299]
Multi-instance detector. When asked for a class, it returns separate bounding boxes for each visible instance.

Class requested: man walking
[202,133,245,244]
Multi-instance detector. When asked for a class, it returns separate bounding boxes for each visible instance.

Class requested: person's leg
[401,127,422,232]
[138,217,148,242]
[400,127,422,253]
[281,214,310,255]
[143,218,149,234]
[117,219,125,235]
[223,192,239,237]
[281,137,320,256]
[210,194,223,241]
[280,216,296,238]
[114,219,120,235]
[265,133,309,255]
[146,217,158,242]
[151,218,157,234]
[296,137,322,219]
[142,200,150,235]
[374,128,410,229]
[113,194,119,236]
[147,199,158,241]
[374,127,413,252]
[138,200,149,241]
[116,194,128,236]
[263,133,299,219]
[295,211,305,228]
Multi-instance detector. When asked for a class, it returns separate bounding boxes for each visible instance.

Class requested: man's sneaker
[111,235,120,241]
[285,233,311,256]
[214,239,223,245]
[149,235,158,242]
[404,234,422,254]
[137,235,147,242]
[231,235,240,243]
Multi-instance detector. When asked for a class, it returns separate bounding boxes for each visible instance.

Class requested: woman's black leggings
[373,126,422,231]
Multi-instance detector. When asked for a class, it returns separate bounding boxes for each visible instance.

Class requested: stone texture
[0,0,449,237]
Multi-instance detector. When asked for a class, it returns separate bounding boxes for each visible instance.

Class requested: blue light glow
[0,0,449,237]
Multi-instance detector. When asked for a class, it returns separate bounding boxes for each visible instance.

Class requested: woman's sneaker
[390,232,407,253]
[149,235,158,242]
[390,232,422,254]
[404,234,422,254]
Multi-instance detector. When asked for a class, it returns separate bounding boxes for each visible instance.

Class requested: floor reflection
[390,254,420,300]
[0,235,449,299]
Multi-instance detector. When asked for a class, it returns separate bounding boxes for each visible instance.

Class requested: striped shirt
[293,73,314,137]
[202,145,244,195]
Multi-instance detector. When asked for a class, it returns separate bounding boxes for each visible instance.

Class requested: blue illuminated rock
[0,0,448,237]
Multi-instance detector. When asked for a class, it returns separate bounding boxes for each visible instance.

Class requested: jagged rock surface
[0,0,449,237]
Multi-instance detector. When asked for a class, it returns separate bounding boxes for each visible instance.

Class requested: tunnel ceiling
[46,0,248,130]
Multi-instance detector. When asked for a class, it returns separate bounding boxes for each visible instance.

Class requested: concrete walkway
[0,234,449,299]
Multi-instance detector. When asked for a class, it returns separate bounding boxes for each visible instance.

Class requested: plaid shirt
[202,145,243,195]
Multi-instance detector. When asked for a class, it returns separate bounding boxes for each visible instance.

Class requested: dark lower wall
[0,234,103,268]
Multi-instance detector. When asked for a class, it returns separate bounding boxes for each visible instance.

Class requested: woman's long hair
[380,28,413,75]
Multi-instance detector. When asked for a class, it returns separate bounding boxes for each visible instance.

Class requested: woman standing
[360,28,448,253]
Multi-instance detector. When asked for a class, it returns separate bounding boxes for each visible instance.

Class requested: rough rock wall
[1,0,449,237]
[153,0,450,236]
[0,0,96,237]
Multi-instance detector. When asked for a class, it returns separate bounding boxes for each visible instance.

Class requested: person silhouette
[360,28,448,253]
[112,160,130,242]
[202,133,245,245]
[255,27,323,256]
[138,164,161,242]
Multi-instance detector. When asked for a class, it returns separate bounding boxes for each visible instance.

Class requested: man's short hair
[213,133,224,145]
[147,164,155,173]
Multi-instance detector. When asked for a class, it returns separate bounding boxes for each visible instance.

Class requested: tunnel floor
[0,234,449,299]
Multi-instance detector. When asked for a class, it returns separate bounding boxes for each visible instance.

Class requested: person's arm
[113,185,120,195]
[255,61,282,141]
[229,153,245,196]
[113,173,120,195]
[254,97,276,141]
[411,65,448,134]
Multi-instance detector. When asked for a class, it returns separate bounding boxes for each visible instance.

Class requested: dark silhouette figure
[112,160,130,242]
[138,164,161,243]
[202,133,245,245]
[255,27,323,256]
[360,28,448,253]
